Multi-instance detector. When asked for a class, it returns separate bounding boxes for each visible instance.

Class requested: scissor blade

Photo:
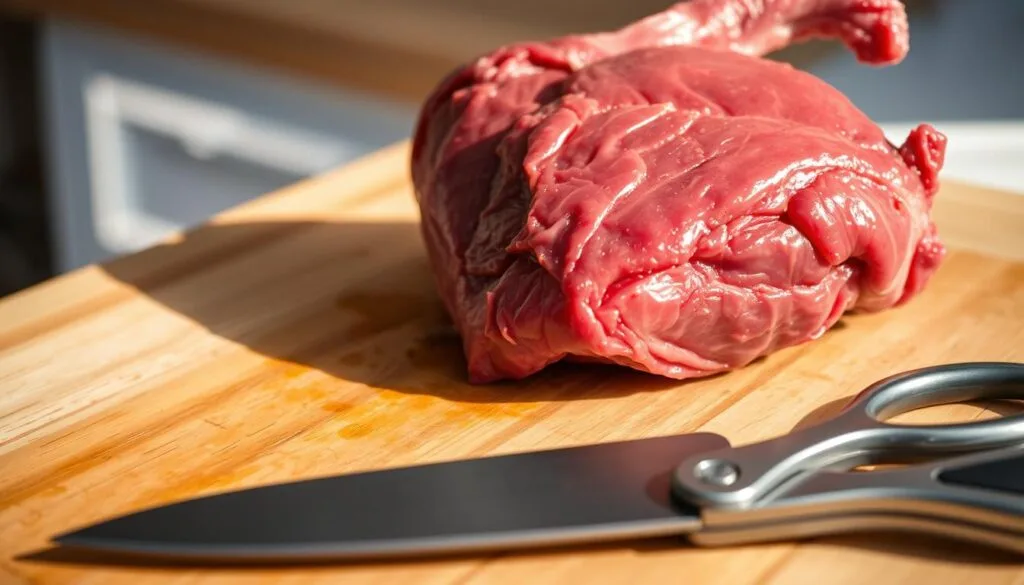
[54,433,728,562]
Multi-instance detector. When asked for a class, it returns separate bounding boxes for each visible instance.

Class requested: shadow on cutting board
[99,218,729,405]
[97,217,1020,415]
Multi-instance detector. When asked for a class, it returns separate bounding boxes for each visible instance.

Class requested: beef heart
[410,0,946,383]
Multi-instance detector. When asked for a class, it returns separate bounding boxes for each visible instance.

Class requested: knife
[53,362,1024,561]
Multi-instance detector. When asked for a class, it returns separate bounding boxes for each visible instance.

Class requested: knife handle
[688,445,1024,554]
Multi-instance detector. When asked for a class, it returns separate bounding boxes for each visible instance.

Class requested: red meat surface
[410,0,947,383]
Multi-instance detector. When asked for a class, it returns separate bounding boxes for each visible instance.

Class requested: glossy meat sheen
[410,0,947,383]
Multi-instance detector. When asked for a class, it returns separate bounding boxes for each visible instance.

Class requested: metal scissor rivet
[694,458,740,487]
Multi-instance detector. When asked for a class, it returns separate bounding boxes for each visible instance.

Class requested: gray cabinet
[40,18,417,271]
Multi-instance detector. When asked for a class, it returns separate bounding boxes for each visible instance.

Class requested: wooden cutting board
[1,141,1023,585]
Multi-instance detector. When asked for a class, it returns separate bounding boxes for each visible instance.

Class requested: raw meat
[410,0,947,383]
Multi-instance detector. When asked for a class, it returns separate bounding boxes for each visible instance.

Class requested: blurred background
[0,0,1021,297]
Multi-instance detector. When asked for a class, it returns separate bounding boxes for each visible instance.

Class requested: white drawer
[40,18,418,271]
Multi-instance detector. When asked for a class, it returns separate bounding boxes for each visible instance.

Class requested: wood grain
[1,141,1023,584]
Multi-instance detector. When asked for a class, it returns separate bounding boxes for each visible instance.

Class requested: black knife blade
[53,432,729,562]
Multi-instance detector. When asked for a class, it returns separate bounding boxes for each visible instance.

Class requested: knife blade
[54,432,729,561]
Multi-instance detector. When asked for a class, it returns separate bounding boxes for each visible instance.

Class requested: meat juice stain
[271,360,310,381]
[334,290,449,339]
[284,386,329,404]
[337,351,368,367]
[135,464,263,507]
[399,329,543,418]
[325,289,453,383]
[252,294,538,443]
[331,288,463,383]
[332,400,532,442]
[406,331,463,374]
[334,394,422,441]
[258,357,350,406]
[329,376,537,442]
[337,422,374,439]
[321,400,355,414]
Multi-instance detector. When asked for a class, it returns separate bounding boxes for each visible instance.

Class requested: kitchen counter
[1,140,1023,584]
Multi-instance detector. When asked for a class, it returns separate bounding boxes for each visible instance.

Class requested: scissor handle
[671,362,1024,509]
[687,444,1024,555]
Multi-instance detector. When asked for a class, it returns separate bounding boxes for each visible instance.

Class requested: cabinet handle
[83,74,354,253]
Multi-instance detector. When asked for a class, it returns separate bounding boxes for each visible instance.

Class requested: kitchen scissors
[672,361,1024,553]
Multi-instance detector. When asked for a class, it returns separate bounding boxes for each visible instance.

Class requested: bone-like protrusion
[605,0,909,64]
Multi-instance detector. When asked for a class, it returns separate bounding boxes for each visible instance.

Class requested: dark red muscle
[411,0,946,383]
